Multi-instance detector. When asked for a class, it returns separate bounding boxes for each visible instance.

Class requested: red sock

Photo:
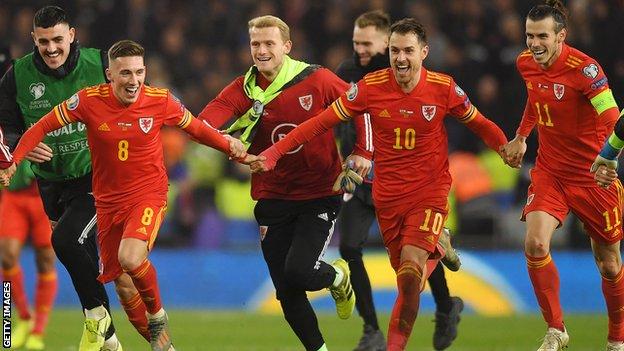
[2,266,31,320]
[32,271,58,335]
[526,253,564,330]
[387,260,423,351]
[602,266,624,341]
[120,292,150,341]
[125,259,162,315]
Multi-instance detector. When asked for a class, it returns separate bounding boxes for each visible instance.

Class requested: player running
[249,18,509,351]
[502,1,623,350]
[6,39,246,351]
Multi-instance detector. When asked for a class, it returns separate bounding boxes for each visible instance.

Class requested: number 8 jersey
[13,83,230,211]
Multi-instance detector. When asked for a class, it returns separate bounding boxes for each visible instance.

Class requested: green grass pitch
[25,309,607,350]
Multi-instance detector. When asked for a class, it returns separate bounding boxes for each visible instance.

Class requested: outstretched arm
[12,109,63,165]
[182,117,246,160]
[251,105,346,172]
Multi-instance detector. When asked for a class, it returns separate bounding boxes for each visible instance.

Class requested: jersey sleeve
[163,92,193,128]
[331,80,368,121]
[447,79,477,123]
[577,59,618,115]
[197,77,250,129]
[318,68,350,107]
[53,89,87,125]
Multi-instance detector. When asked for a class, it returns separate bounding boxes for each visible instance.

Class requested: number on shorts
[603,206,621,232]
[418,208,444,234]
[141,207,154,226]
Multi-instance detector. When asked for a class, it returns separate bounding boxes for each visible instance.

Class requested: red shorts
[0,185,51,247]
[522,168,624,244]
[96,199,167,283]
[375,198,447,271]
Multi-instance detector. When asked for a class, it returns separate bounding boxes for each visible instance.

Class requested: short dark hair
[108,40,145,61]
[527,0,568,33]
[355,10,391,35]
[33,6,70,29]
[390,18,427,45]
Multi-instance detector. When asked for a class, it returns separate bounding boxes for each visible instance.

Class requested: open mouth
[531,49,546,59]
[257,57,271,62]
[45,51,61,59]
[396,64,410,74]
[125,86,139,97]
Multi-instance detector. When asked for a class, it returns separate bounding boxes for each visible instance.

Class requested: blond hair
[248,15,290,42]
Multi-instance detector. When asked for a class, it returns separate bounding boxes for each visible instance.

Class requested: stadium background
[1,0,624,349]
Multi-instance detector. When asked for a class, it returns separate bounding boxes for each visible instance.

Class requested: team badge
[553,84,565,100]
[139,117,154,133]
[421,105,436,121]
[259,226,268,241]
[346,83,358,101]
[298,94,313,111]
[526,194,535,206]
[29,82,45,100]
[455,84,465,96]
[66,93,80,110]
[582,63,599,79]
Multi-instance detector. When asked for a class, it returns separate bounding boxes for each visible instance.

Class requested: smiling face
[389,31,428,92]
[31,23,75,69]
[106,56,145,106]
[525,16,566,69]
[249,26,292,82]
[353,25,388,66]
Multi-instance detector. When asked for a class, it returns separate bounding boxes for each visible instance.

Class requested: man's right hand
[25,142,53,163]
[0,163,16,186]
[501,135,527,168]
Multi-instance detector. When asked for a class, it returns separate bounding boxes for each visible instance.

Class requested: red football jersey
[14,83,229,210]
[516,44,617,186]
[336,68,478,206]
[199,68,348,201]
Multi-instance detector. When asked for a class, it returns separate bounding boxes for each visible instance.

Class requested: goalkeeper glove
[333,161,363,193]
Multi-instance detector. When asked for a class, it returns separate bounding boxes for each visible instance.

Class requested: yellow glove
[333,161,363,193]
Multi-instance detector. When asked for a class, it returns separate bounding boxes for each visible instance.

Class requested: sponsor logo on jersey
[582,63,599,79]
[98,123,111,132]
[591,77,608,91]
[271,123,303,154]
[318,212,329,221]
[379,109,391,118]
[455,84,465,96]
[66,93,80,110]
[346,83,358,101]
[139,117,154,133]
[29,82,45,100]
[298,94,313,111]
[421,105,436,121]
[553,84,565,100]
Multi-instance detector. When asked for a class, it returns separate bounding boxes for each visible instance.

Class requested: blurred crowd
[2,0,624,249]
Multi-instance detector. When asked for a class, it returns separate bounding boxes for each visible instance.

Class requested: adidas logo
[98,123,111,131]
[379,109,391,118]
[136,227,147,235]
[318,212,329,221]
